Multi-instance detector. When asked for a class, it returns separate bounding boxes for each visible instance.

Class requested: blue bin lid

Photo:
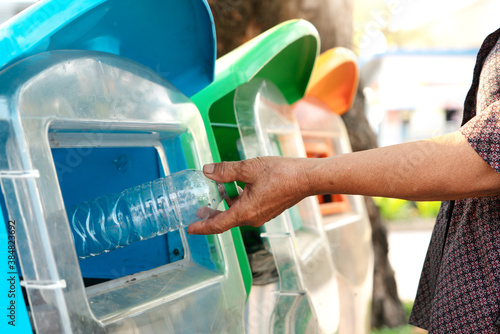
[0,0,216,97]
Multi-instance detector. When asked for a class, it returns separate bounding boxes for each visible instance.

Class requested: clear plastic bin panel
[234,78,340,333]
[0,50,245,333]
[294,97,374,281]
[294,97,374,333]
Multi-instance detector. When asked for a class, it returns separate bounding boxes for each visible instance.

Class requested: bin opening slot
[49,129,187,286]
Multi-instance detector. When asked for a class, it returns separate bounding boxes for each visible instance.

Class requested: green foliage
[402,300,414,318]
[371,325,416,334]
[371,301,422,334]
[415,201,441,218]
[373,198,441,221]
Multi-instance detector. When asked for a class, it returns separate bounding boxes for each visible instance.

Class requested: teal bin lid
[0,0,216,97]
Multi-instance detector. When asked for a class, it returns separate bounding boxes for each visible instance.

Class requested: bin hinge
[260,232,291,238]
[273,290,307,296]
[20,279,67,290]
[0,170,40,179]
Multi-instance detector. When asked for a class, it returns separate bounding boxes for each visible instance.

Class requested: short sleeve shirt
[409,28,500,332]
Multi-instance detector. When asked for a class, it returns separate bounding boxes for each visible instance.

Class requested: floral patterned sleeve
[459,38,500,173]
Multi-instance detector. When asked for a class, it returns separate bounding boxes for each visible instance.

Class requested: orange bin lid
[305,47,359,115]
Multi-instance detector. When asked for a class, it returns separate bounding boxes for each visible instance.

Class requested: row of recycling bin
[0,0,373,333]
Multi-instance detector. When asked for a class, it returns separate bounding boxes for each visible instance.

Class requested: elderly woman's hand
[186,156,310,235]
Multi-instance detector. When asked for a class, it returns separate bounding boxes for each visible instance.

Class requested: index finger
[186,205,242,235]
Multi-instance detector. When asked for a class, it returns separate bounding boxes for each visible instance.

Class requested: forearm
[187,131,500,234]
[300,131,500,201]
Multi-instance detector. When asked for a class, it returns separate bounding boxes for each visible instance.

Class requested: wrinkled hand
[187,156,311,235]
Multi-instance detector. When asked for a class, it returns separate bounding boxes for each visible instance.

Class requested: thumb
[203,161,246,183]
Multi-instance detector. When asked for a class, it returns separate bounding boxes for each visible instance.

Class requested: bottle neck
[217,182,229,201]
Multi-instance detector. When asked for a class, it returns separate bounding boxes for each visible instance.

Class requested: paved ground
[385,220,434,333]
[386,220,434,301]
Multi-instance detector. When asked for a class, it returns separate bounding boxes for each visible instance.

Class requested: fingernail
[204,164,215,174]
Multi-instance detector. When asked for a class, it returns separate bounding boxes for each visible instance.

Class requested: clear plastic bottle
[68,169,236,259]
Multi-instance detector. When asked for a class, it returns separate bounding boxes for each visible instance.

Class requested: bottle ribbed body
[68,170,227,259]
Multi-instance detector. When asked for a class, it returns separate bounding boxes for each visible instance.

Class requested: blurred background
[354,2,497,332]
[356,0,499,145]
[1,0,498,333]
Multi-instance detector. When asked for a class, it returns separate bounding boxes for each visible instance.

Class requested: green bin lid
[193,19,319,108]
[224,181,239,199]
[192,19,319,157]
[191,19,320,298]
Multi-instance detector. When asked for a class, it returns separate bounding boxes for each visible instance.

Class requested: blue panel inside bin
[0,0,216,97]
[52,146,178,279]
[53,147,161,206]
[162,136,189,175]
[51,143,215,279]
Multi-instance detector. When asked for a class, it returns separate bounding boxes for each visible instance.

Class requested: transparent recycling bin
[0,48,247,334]
[293,47,374,334]
[0,1,247,333]
[192,20,340,334]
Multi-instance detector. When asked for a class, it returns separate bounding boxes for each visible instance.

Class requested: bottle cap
[224,182,239,199]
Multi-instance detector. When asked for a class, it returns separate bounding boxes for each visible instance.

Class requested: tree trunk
[208,0,407,328]
[208,0,353,55]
